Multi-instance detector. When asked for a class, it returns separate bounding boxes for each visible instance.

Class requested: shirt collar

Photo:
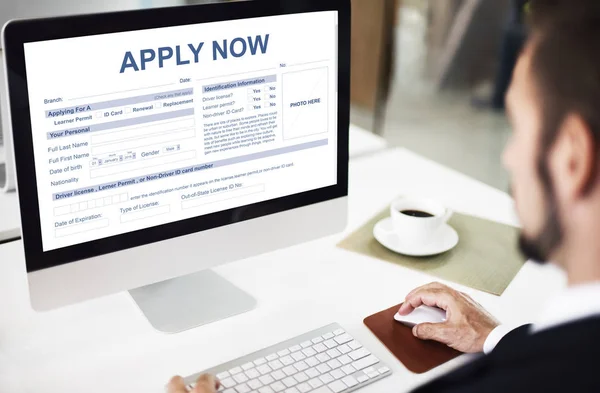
[533,282,600,333]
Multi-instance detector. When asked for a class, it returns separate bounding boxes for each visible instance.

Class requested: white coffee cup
[385,197,453,245]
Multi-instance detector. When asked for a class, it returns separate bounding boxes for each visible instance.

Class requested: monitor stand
[129,270,256,333]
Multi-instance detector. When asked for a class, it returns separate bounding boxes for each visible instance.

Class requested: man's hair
[528,1,600,187]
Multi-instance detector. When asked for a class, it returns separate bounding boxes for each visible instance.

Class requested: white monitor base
[129,270,256,334]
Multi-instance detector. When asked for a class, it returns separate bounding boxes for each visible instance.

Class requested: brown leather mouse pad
[364,303,461,374]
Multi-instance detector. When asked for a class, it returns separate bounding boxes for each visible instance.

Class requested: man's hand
[398,282,500,353]
[167,374,219,393]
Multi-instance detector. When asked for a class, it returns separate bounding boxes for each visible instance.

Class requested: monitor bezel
[3,0,350,273]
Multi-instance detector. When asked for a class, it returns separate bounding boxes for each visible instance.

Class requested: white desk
[0,148,565,393]
[0,125,384,244]
[0,191,19,242]
[348,125,388,159]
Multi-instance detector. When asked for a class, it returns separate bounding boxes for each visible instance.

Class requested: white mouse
[394,305,447,327]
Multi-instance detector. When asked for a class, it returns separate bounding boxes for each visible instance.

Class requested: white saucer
[373,217,459,257]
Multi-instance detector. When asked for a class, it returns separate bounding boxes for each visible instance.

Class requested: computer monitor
[2,0,350,332]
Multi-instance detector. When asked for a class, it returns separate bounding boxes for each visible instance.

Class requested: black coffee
[400,210,434,218]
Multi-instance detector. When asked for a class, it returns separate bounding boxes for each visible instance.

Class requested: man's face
[503,46,562,262]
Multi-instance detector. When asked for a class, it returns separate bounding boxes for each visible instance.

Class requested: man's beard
[517,159,564,263]
[518,204,562,263]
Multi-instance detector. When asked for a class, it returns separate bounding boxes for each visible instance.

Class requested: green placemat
[338,208,525,296]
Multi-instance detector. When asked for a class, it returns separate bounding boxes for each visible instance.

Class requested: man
[169,1,600,391]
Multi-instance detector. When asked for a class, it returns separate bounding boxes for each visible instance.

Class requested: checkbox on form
[125,107,132,114]
[95,112,102,118]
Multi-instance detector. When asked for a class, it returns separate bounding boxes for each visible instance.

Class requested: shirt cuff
[483,325,518,354]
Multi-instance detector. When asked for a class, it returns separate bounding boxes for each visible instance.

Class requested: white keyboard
[184,323,391,393]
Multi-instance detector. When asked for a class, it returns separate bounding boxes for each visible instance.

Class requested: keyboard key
[242,362,254,371]
[309,378,324,389]
[223,389,235,393]
[334,334,353,345]
[327,359,342,370]
[235,383,251,393]
[378,366,391,374]
[341,376,358,388]
[323,339,337,349]
[305,368,320,378]
[330,369,345,380]
[319,373,334,385]
[326,349,341,359]
[316,353,331,363]
[259,375,275,385]
[246,368,260,380]
[230,366,243,375]
[328,380,347,393]
[341,365,355,375]
[305,357,320,367]
[221,378,236,388]
[297,383,311,393]
[282,377,297,388]
[269,360,284,370]
[291,352,306,362]
[282,366,297,376]
[294,372,309,383]
[352,355,379,371]
[357,375,369,383]
[285,388,300,393]
[313,343,328,353]
[255,358,267,366]
[259,387,274,393]
[348,348,370,361]
[258,365,272,375]
[333,329,345,336]
[278,349,290,357]
[316,364,332,374]
[217,371,231,380]
[312,337,324,344]
[348,341,362,350]
[338,345,351,355]
[280,356,294,366]
[289,345,302,353]
[367,370,380,379]
[234,373,249,384]
[271,370,286,381]
[294,361,309,372]
[302,347,317,357]
[266,354,279,361]
[248,379,263,390]
[271,381,286,392]
[322,332,335,340]
[363,367,375,375]
[338,355,352,365]
[301,341,312,348]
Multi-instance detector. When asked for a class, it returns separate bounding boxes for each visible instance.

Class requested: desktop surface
[0,148,566,393]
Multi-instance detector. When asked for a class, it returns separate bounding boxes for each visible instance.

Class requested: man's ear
[551,114,596,201]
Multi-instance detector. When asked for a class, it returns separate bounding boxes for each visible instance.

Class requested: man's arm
[398,282,511,353]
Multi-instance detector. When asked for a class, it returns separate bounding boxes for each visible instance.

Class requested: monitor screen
[23,11,339,252]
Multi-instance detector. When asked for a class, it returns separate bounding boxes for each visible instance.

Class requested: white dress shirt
[483,282,600,354]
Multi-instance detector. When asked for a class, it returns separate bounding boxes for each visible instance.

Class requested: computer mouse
[394,305,447,327]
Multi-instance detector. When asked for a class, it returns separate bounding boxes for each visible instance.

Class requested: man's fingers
[403,288,453,314]
[166,376,188,393]
[194,374,220,393]
[400,283,454,315]
[412,322,452,345]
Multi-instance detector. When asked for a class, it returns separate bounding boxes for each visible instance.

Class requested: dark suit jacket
[412,317,600,393]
